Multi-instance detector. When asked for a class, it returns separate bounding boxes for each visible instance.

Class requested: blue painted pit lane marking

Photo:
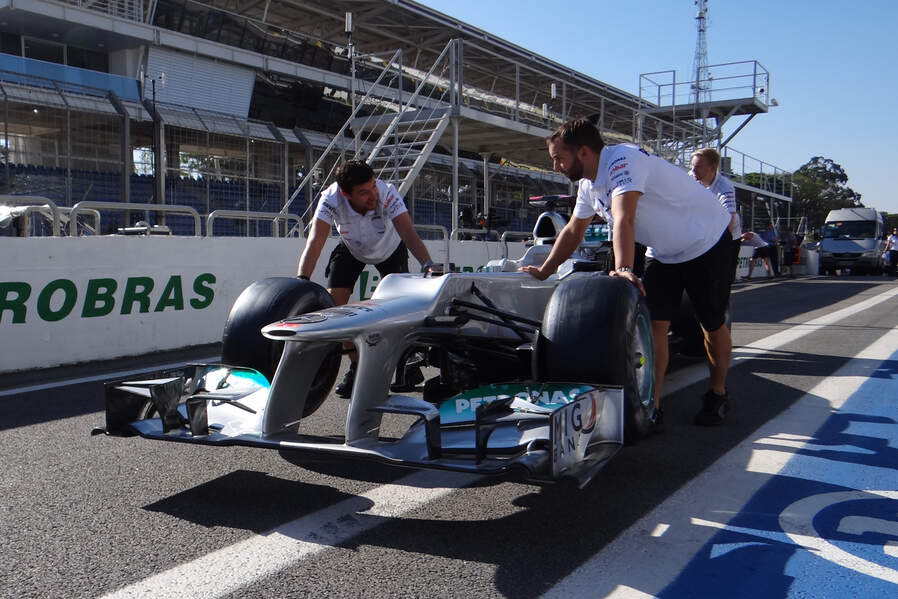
[659,346,898,599]
[541,325,898,599]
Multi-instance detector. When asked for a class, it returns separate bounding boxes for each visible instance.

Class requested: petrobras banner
[0,236,525,373]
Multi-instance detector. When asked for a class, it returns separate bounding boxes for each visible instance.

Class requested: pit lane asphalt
[1,276,896,599]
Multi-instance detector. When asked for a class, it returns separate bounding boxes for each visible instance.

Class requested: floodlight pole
[146,72,166,223]
[346,12,357,155]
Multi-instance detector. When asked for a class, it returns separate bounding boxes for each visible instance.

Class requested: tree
[792,156,861,228]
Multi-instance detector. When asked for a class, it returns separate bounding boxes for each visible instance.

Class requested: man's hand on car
[519,265,551,280]
[421,260,444,275]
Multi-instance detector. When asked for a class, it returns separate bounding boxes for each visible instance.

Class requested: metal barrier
[499,231,533,259]
[48,206,101,236]
[450,227,500,241]
[69,201,202,237]
[414,224,450,270]
[206,210,303,238]
[0,196,62,236]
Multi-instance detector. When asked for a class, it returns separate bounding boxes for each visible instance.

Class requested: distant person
[760,222,779,275]
[886,227,898,275]
[521,117,734,428]
[297,160,437,397]
[691,148,740,283]
[741,231,774,279]
[780,227,799,277]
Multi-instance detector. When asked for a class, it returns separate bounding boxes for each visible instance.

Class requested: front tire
[221,277,341,417]
[535,274,654,443]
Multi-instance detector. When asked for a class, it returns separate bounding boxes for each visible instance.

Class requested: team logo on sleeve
[609,161,633,187]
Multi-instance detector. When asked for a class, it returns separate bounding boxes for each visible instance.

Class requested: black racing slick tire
[221,277,341,416]
[535,274,655,443]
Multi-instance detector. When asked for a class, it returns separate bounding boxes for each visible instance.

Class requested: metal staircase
[281,40,457,232]
[366,107,451,198]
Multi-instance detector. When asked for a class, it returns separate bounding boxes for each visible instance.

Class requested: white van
[817,207,887,275]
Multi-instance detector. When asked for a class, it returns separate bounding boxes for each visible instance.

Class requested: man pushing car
[521,118,734,429]
[297,159,437,397]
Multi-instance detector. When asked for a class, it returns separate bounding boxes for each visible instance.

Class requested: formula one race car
[94,201,656,488]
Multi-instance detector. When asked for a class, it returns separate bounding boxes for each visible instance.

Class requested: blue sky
[418,0,898,214]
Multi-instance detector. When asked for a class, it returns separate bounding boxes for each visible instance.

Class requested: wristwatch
[615,266,633,274]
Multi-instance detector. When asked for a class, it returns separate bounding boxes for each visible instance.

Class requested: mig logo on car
[571,393,597,435]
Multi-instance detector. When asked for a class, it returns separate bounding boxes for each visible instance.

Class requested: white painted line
[650,523,670,537]
[662,284,898,397]
[540,323,898,599]
[733,284,898,357]
[885,541,898,558]
[0,356,220,398]
[101,470,479,599]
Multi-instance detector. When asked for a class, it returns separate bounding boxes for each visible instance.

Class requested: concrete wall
[0,236,521,373]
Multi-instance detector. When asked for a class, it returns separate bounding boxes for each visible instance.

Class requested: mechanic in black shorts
[523,118,734,428]
[297,160,437,397]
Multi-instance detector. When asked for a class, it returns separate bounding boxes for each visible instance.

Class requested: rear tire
[221,277,341,417]
[535,274,654,443]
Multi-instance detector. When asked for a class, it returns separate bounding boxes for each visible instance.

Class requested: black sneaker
[334,363,357,398]
[651,407,665,434]
[694,389,729,426]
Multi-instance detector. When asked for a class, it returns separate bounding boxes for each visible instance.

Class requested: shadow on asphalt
[733,280,883,324]
[272,347,876,599]
[131,347,894,599]
[143,469,367,533]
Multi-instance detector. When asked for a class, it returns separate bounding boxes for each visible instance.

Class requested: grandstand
[0,0,794,238]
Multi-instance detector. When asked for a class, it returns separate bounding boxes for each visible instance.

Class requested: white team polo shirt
[313,179,408,263]
[708,171,740,239]
[709,171,737,214]
[573,143,730,264]
[742,233,768,248]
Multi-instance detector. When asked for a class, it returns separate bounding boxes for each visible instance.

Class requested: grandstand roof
[197,0,640,107]
[190,0,657,165]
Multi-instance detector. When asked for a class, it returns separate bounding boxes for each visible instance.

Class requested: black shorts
[729,238,741,284]
[643,231,732,332]
[325,240,409,290]
[752,246,771,260]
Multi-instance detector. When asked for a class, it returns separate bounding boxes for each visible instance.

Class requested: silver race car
[94,200,655,488]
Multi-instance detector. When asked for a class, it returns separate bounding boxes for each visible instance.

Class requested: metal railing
[414,224,450,270]
[60,0,144,22]
[69,201,202,236]
[499,231,534,259]
[206,210,302,238]
[1,196,63,236]
[1,196,104,236]
[719,147,793,200]
[450,227,501,241]
[638,61,770,110]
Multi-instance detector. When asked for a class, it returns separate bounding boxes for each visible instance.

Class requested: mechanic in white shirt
[740,231,774,279]
[297,160,436,396]
[522,118,733,428]
[885,227,898,275]
[691,148,741,283]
